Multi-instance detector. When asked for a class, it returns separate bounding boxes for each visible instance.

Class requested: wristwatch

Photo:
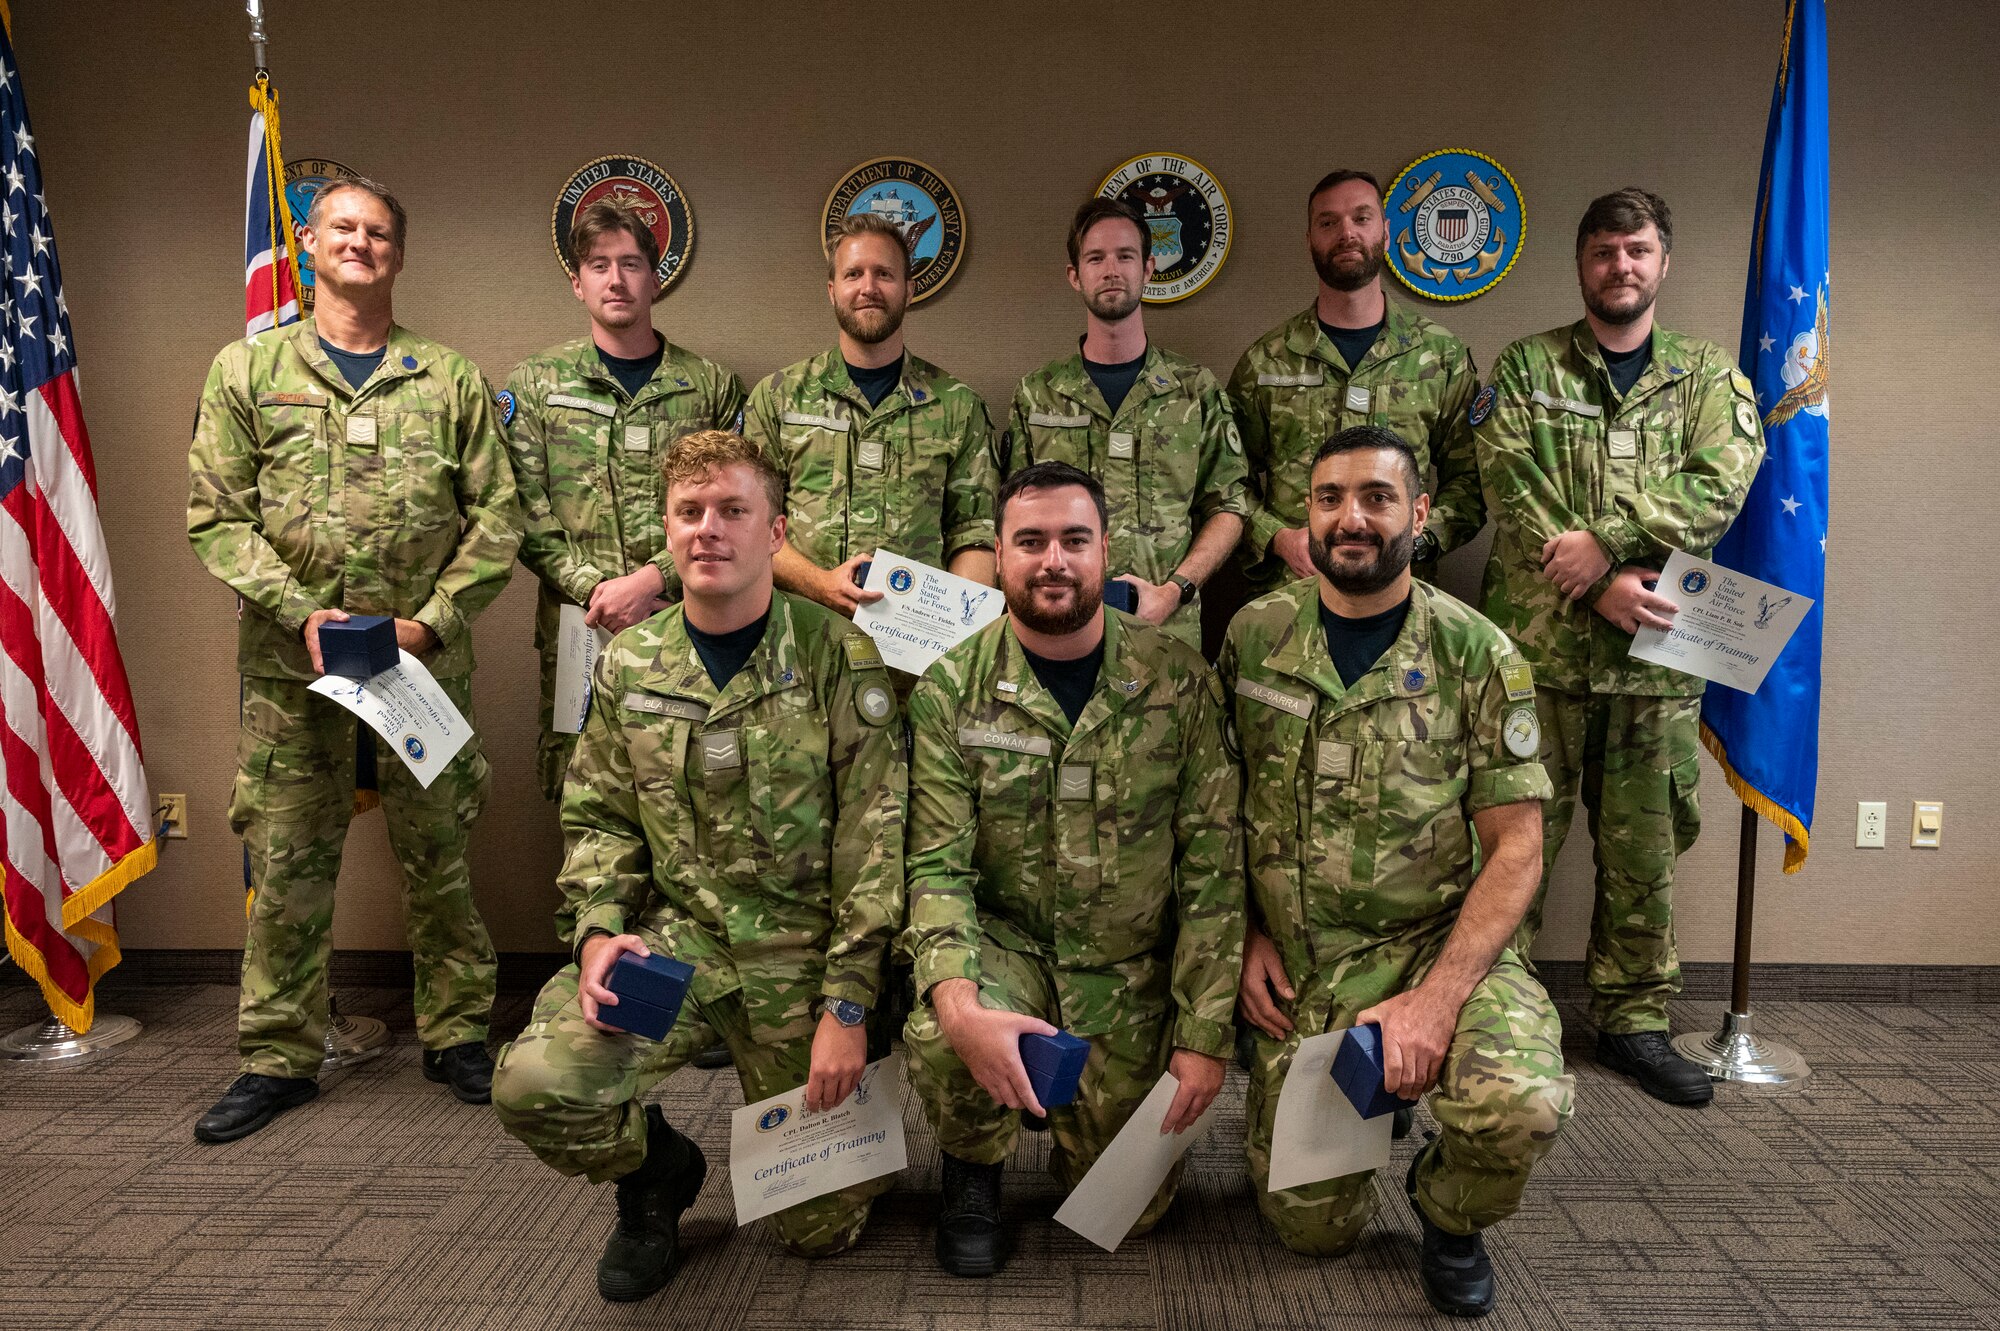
[824,998,868,1027]
[1413,532,1442,565]
[1168,573,1199,609]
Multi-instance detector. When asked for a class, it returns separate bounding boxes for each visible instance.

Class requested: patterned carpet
[1,971,1995,1331]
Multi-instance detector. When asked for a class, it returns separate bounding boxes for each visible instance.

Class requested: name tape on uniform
[1029,412,1092,429]
[548,392,616,418]
[1530,389,1602,419]
[781,411,850,432]
[1235,677,1314,719]
[958,727,1053,757]
[622,693,711,723]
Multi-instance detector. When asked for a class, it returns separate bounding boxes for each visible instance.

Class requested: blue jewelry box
[320,615,398,679]
[1331,1023,1419,1119]
[1020,1030,1091,1109]
[601,952,695,1042]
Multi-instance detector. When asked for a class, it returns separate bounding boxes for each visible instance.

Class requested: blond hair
[825,211,912,281]
[659,430,785,516]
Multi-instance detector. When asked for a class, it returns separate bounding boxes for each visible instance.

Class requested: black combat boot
[1405,1138,1496,1318]
[597,1105,708,1302]
[193,1072,319,1143]
[421,1041,494,1104]
[1595,1030,1715,1106]
[689,1043,733,1070]
[935,1153,1006,1277]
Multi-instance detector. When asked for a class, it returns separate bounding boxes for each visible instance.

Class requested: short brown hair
[1576,187,1673,256]
[307,176,408,251]
[1067,197,1149,269]
[569,195,663,277]
[825,212,912,282]
[659,430,784,517]
[1306,169,1382,216]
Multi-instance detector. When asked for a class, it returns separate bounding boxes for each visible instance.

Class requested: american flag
[0,24,156,1030]
[244,76,299,334]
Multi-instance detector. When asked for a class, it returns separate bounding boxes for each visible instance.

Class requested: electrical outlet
[156,793,188,839]
[1856,801,1886,848]
[1912,800,1943,848]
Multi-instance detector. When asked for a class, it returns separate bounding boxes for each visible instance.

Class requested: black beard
[1309,521,1415,596]
[1313,239,1386,293]
[1005,574,1102,636]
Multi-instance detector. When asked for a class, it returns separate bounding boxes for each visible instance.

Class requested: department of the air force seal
[283,156,360,311]
[551,155,694,297]
[1385,149,1524,302]
[403,735,427,763]
[757,1106,790,1132]
[823,157,967,303]
[1679,568,1711,597]
[1096,153,1231,303]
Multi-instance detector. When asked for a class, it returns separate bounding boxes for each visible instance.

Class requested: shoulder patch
[1223,418,1243,455]
[856,682,894,727]
[842,634,885,670]
[1734,399,1759,436]
[1728,367,1756,400]
[1499,659,1536,702]
[1502,703,1542,759]
[494,388,517,427]
[1468,383,1498,428]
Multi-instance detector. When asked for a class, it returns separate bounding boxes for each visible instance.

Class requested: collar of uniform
[1047,342,1175,421]
[1257,582,1347,703]
[632,593,809,722]
[813,346,934,417]
[988,611,1151,745]
[290,318,429,399]
[565,334,700,408]
[1259,579,1438,714]
[1566,319,1691,412]
[1283,297,1418,374]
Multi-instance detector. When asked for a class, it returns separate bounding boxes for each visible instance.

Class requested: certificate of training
[1627,549,1814,694]
[553,603,611,734]
[1267,1028,1394,1193]
[306,650,472,788]
[728,1054,908,1225]
[1054,1072,1218,1252]
[851,548,1004,676]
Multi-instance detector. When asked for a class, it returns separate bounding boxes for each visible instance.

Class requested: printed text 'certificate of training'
[728,1054,907,1225]
[851,548,1003,676]
[1627,550,1814,694]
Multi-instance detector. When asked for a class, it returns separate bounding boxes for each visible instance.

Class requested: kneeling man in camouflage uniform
[492,431,906,1302]
[1223,427,1573,1319]
[903,461,1243,1277]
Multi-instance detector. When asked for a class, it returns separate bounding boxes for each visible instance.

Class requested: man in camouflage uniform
[503,196,746,800]
[492,432,905,1302]
[1474,189,1765,1106]
[1228,169,1483,594]
[186,177,521,1141]
[1005,198,1247,652]
[903,461,1243,1277]
[1225,427,1569,1320]
[743,211,997,624]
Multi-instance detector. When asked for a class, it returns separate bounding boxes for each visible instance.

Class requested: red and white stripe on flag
[244,105,299,335]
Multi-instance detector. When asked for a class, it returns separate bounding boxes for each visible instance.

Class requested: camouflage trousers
[492,966,887,1257]
[1247,945,1571,1251]
[1517,689,1702,1033]
[904,942,1182,1236]
[535,728,580,804]
[227,674,496,1078]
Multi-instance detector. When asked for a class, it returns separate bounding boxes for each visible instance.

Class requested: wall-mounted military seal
[821,156,967,302]
[282,156,359,311]
[1095,152,1232,303]
[1384,148,1524,301]
[551,155,694,298]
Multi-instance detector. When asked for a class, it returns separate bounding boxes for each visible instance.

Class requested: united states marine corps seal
[1096,153,1231,303]
[822,157,967,303]
[283,156,360,311]
[1385,149,1525,302]
[552,155,694,297]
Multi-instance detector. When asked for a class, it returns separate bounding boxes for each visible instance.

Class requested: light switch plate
[1912,800,1943,849]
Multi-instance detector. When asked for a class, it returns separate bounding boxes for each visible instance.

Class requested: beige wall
[16,1,1997,963]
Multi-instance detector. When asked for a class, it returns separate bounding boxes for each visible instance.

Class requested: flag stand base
[322,992,389,1071]
[1672,1010,1810,1087]
[0,1013,141,1063]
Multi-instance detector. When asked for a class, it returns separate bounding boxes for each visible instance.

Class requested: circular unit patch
[283,156,360,311]
[551,155,694,298]
[1502,704,1541,759]
[822,157,967,303]
[1384,149,1524,302]
[1096,152,1232,303]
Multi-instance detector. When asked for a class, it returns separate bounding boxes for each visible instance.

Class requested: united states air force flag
[1700,0,1828,873]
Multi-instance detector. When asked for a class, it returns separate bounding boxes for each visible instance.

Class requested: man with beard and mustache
[1222,427,1570,1319]
[1005,199,1248,652]
[902,461,1243,1276]
[1472,188,1765,1107]
[1227,171,1484,599]
[742,212,998,619]
[502,196,746,802]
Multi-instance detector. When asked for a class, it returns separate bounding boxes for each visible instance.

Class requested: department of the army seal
[1385,149,1525,302]
[282,156,360,311]
[551,155,694,297]
[822,157,967,303]
[1096,153,1231,303]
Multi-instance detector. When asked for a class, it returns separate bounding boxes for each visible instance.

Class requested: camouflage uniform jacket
[1005,346,1250,647]
[904,610,1244,1058]
[1227,300,1483,570]
[555,591,905,1046]
[742,348,997,571]
[188,318,522,681]
[1220,580,1553,981]
[1474,321,1766,696]
[502,335,745,726]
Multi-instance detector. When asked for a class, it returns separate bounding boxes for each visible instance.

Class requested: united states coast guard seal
[1385,149,1524,302]
[822,157,967,303]
[283,156,360,311]
[552,155,694,298]
[1096,153,1231,303]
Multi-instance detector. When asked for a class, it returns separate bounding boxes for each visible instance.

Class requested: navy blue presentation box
[1020,1030,1090,1109]
[1331,1023,1418,1120]
[603,952,695,1042]
[320,615,398,679]
[1101,579,1138,614]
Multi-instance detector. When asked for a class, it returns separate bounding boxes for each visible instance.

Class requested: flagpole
[1670,806,1810,1086]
